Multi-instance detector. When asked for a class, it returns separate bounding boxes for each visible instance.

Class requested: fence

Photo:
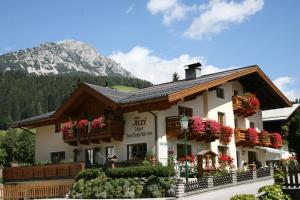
[0,184,72,200]
[181,167,273,195]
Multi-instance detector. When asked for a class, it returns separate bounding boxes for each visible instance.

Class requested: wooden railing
[232,95,257,117]
[166,116,219,142]
[3,162,84,182]
[2,184,72,199]
[235,129,272,148]
[63,120,124,145]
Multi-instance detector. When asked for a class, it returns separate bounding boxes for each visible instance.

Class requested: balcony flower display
[179,154,196,164]
[220,125,233,145]
[204,120,221,135]
[91,116,106,129]
[259,130,269,145]
[77,119,88,129]
[246,128,259,144]
[191,116,205,134]
[244,93,260,114]
[62,120,73,137]
[272,132,283,149]
[218,154,234,165]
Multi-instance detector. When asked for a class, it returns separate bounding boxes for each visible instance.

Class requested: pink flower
[91,116,106,129]
[77,119,88,129]
[62,120,73,137]
[220,125,233,144]
[272,133,282,149]
[191,116,205,134]
[205,120,221,134]
[247,128,259,143]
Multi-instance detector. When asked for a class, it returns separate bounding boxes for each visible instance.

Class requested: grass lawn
[112,85,138,92]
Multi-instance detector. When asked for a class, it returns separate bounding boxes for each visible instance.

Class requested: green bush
[105,166,175,178]
[75,168,103,181]
[274,168,285,186]
[258,185,291,200]
[230,194,256,200]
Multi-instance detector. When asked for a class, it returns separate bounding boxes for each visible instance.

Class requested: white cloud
[273,76,300,101]
[147,0,197,25]
[147,0,264,39]
[125,5,134,14]
[109,46,232,84]
[184,0,264,39]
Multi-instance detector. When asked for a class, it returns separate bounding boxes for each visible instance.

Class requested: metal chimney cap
[185,62,202,68]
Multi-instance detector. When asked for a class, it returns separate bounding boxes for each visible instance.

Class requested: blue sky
[1,0,300,100]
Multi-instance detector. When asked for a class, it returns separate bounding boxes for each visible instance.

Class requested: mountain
[0,40,134,78]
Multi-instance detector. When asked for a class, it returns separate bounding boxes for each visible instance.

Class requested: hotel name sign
[126,116,152,138]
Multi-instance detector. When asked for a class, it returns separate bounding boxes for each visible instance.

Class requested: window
[178,106,193,117]
[250,122,255,128]
[177,144,192,160]
[106,146,115,162]
[85,149,95,165]
[127,143,147,160]
[234,89,239,96]
[218,146,228,155]
[55,123,61,133]
[50,151,65,164]
[218,112,226,126]
[216,88,225,99]
[234,118,238,128]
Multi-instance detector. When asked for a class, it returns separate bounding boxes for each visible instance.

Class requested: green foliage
[172,72,180,82]
[288,110,300,161]
[0,148,7,166]
[0,71,152,129]
[105,166,175,178]
[258,185,291,200]
[75,168,104,181]
[230,194,256,200]
[0,128,35,166]
[274,168,285,186]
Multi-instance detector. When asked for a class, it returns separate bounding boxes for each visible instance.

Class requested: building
[262,103,300,162]
[8,64,291,182]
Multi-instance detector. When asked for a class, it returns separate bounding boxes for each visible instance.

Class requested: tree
[288,110,300,161]
[172,72,180,82]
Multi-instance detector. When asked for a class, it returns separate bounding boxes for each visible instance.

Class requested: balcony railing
[63,120,124,145]
[232,95,257,117]
[166,116,219,142]
[3,162,84,182]
[235,129,272,148]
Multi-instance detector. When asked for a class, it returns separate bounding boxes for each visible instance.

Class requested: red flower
[62,120,73,137]
[204,120,221,134]
[272,132,283,149]
[91,116,106,129]
[244,93,260,114]
[77,119,88,129]
[259,130,269,144]
[218,154,234,163]
[191,116,205,134]
[220,125,233,145]
[179,154,196,163]
[247,128,259,144]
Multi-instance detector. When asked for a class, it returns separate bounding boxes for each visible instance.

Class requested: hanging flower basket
[220,125,233,145]
[62,120,74,138]
[271,133,283,149]
[246,128,259,144]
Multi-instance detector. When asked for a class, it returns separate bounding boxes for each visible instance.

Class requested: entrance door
[248,151,257,165]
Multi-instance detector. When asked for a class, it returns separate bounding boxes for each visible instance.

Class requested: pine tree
[172,72,180,82]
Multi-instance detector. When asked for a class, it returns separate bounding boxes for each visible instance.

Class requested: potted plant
[271,133,283,149]
[77,119,89,138]
[62,120,74,138]
[91,116,106,136]
[247,128,259,145]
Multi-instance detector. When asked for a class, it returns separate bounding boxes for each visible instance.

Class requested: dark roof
[88,66,254,104]
[11,111,55,128]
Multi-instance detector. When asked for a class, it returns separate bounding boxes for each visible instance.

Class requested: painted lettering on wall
[126,116,152,138]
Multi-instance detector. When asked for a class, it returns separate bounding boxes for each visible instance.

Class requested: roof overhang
[168,66,292,110]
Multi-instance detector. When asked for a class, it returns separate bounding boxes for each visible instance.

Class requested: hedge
[230,194,256,200]
[105,166,175,178]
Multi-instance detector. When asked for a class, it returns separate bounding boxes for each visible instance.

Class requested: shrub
[274,168,285,186]
[258,184,291,200]
[105,166,175,178]
[75,168,103,181]
[231,194,256,200]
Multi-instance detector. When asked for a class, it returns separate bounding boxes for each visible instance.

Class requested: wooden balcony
[235,129,272,148]
[232,96,257,117]
[63,120,124,146]
[3,162,84,182]
[166,116,219,142]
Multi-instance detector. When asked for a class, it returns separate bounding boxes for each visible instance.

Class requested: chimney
[185,62,202,80]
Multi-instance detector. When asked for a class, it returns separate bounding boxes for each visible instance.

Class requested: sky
[0,0,300,100]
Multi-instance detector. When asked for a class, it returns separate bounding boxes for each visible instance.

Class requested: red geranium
[62,120,73,137]
[91,116,105,129]
[179,154,195,163]
[204,120,221,134]
[259,130,269,144]
[77,119,88,129]
[244,93,260,114]
[218,154,234,163]
[247,128,259,144]
[191,116,205,134]
[220,125,233,145]
[272,132,283,149]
